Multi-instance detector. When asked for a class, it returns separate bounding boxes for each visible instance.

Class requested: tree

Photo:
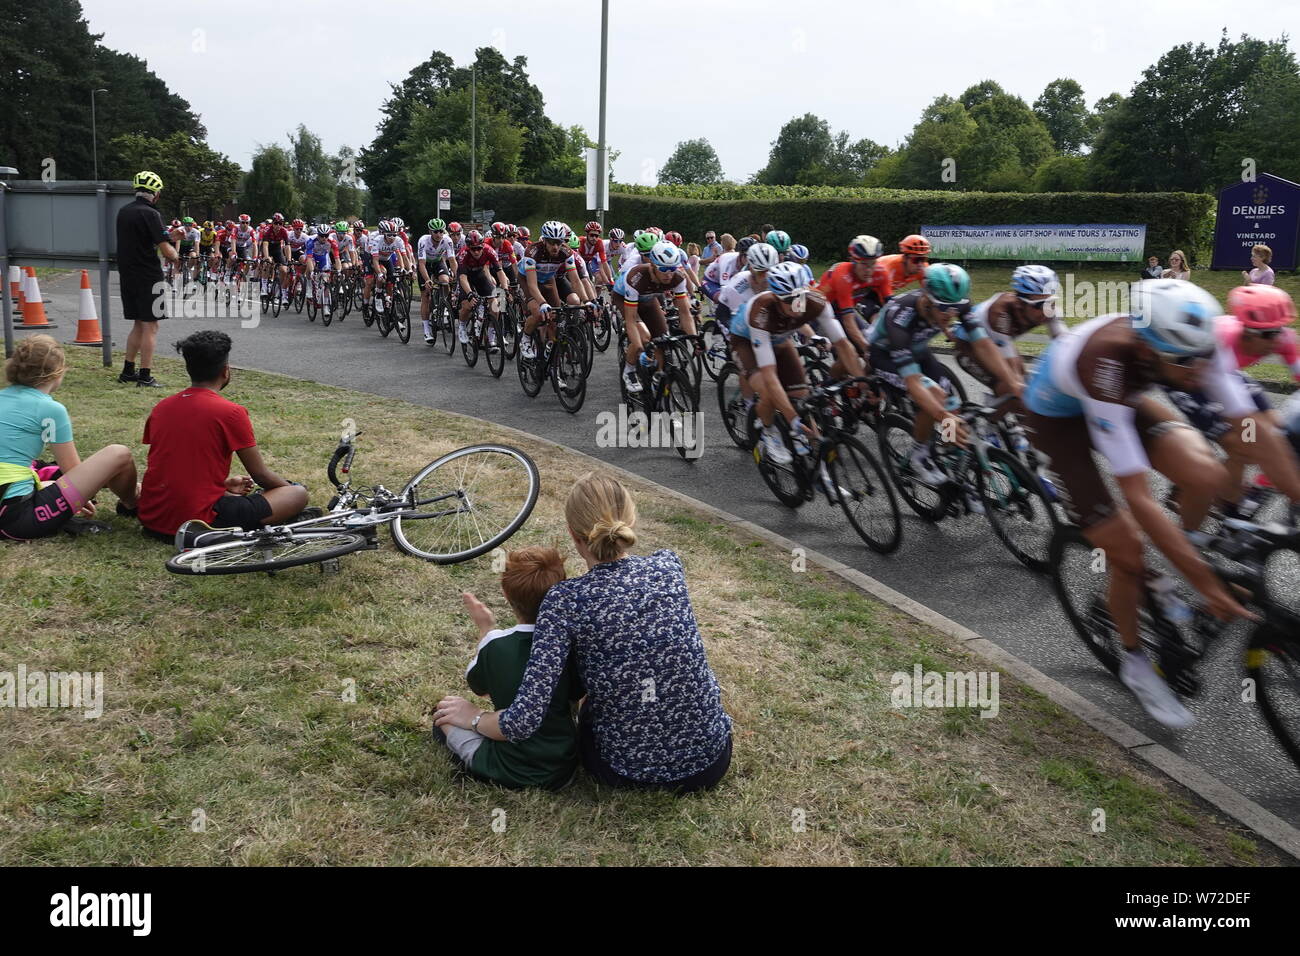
[332,145,364,220]
[1089,32,1293,192]
[754,114,834,185]
[106,132,240,221]
[1034,78,1092,154]
[895,96,977,189]
[659,138,724,185]
[1212,45,1300,185]
[241,146,300,221]
[960,82,1055,190]
[287,125,336,220]
[1031,154,1090,192]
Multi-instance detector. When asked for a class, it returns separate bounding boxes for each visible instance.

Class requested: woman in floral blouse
[435,473,732,792]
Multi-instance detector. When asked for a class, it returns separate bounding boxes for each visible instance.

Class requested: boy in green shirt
[433,546,580,789]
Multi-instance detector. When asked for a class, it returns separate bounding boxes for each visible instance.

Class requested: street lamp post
[91,88,108,181]
[597,0,608,227]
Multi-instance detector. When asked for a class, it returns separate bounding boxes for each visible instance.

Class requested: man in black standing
[116,170,178,388]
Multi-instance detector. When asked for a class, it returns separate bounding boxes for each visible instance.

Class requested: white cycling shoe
[908,448,947,487]
[457,324,469,345]
[520,338,537,360]
[622,369,643,394]
[1119,650,1195,729]
[761,428,793,466]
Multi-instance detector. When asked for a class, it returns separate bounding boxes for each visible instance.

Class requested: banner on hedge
[1210,173,1299,271]
[921,224,1147,261]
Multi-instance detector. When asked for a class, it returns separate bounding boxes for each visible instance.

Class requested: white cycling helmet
[766,260,809,299]
[540,220,568,241]
[745,242,780,273]
[648,240,681,270]
[1129,279,1220,356]
[849,234,884,260]
[1011,264,1060,297]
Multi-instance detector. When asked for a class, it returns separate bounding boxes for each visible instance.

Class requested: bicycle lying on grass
[165,428,539,575]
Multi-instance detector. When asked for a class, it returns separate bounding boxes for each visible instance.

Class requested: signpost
[1211,172,1300,271]
[437,188,451,212]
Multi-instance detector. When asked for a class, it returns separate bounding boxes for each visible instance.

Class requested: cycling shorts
[1163,375,1272,442]
[462,268,495,299]
[0,477,88,541]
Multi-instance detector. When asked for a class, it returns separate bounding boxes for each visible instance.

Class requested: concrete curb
[207,362,1300,861]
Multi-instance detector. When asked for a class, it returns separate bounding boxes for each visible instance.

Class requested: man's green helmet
[335,221,348,233]
[428,217,446,231]
[182,216,195,225]
[764,229,791,253]
[634,230,657,253]
[923,263,971,305]
[567,233,581,249]
[132,170,163,193]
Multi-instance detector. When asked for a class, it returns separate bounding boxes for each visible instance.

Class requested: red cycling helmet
[517,226,531,240]
[466,229,484,246]
[447,221,462,234]
[666,231,683,246]
[491,221,508,238]
[291,218,304,230]
[899,234,931,256]
[506,224,519,238]
[238,213,251,224]
[224,220,234,228]
[171,219,181,227]
[1228,285,1296,330]
[585,220,602,235]
[272,212,284,223]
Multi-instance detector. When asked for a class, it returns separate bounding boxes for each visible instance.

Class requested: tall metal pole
[91,88,107,181]
[1,185,12,359]
[470,67,477,222]
[597,0,609,227]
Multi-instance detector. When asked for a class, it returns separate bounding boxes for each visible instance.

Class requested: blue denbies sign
[1211,172,1300,270]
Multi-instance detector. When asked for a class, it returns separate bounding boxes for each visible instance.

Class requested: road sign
[473,210,495,224]
[437,187,451,211]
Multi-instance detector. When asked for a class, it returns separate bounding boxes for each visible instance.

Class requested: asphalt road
[23,270,1300,823]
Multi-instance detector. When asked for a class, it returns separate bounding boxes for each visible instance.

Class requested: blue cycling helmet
[1129,279,1220,356]
[788,243,810,262]
[1011,264,1059,297]
[765,261,808,299]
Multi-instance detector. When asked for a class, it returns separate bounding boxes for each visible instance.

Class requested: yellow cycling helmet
[133,170,164,193]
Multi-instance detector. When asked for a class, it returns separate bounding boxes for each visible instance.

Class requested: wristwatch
[471,711,484,731]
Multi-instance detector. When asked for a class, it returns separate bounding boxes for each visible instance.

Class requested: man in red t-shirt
[138,330,308,542]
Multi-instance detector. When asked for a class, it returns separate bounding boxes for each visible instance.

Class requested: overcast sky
[80,0,1296,187]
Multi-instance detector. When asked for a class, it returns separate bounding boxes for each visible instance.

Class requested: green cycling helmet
[923,263,971,305]
[132,170,163,192]
[182,216,195,225]
[764,229,791,253]
[634,230,658,253]
[567,233,581,249]
[428,217,446,231]
[335,221,348,233]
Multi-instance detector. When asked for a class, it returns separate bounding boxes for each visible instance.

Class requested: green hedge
[476,183,1215,265]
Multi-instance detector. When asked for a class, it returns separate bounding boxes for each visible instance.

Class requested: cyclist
[732,261,864,469]
[949,264,1063,396]
[1021,279,1287,727]
[198,220,219,274]
[418,218,457,345]
[365,220,410,315]
[455,230,501,348]
[715,242,781,410]
[447,221,466,255]
[868,264,1017,486]
[580,221,614,290]
[518,221,584,361]
[866,234,931,306]
[285,218,311,264]
[487,221,519,298]
[611,240,696,395]
[765,229,793,260]
[332,221,359,269]
[1163,284,1300,518]
[227,214,259,299]
[260,212,291,305]
[303,223,341,308]
[702,236,756,301]
[817,234,884,356]
[176,217,200,270]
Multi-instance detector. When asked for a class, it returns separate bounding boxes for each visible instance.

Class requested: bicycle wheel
[517,331,545,398]
[700,319,729,382]
[876,412,948,522]
[661,367,702,460]
[501,296,520,360]
[1048,525,1185,679]
[294,274,307,313]
[270,276,284,317]
[394,291,411,343]
[977,446,1062,573]
[716,363,755,451]
[320,281,334,327]
[754,412,808,508]
[593,306,612,352]
[826,434,902,554]
[392,443,540,563]
[552,330,588,414]
[165,529,369,575]
[463,315,480,367]
[1247,622,1300,768]
[306,289,318,322]
[485,313,506,378]
[580,315,595,377]
[377,297,394,337]
[361,296,376,328]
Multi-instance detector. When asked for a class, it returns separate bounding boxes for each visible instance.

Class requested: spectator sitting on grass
[435,473,733,793]
[1161,250,1190,281]
[1141,255,1163,280]
[1244,244,1275,286]
[0,335,139,541]
[136,330,310,545]
[432,546,580,790]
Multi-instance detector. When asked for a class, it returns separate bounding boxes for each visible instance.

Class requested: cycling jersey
[867,254,926,299]
[954,291,1066,358]
[262,225,289,248]
[367,233,405,258]
[730,289,846,368]
[1217,315,1300,379]
[579,237,607,273]
[199,227,218,246]
[1025,315,1254,476]
[717,269,760,314]
[305,236,339,268]
[285,229,310,256]
[613,263,687,305]
[519,243,576,284]
[334,232,355,256]
[179,227,200,248]
[488,236,517,266]
[618,244,640,273]
[418,234,455,262]
[704,251,741,287]
[817,261,874,316]
[457,244,500,272]
[868,289,984,379]
[231,225,257,250]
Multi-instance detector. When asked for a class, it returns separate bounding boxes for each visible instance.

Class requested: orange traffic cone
[19,267,56,329]
[72,270,102,345]
[8,265,20,302]
[15,269,26,321]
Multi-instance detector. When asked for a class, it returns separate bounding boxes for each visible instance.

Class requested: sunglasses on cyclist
[1247,327,1283,339]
